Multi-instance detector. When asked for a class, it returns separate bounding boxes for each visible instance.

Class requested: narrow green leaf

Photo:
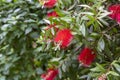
[106,71,119,76]
[80,23,86,37]
[97,38,105,52]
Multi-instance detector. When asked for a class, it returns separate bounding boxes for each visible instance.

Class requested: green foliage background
[0,0,120,80]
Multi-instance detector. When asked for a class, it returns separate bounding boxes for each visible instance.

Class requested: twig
[102,24,118,34]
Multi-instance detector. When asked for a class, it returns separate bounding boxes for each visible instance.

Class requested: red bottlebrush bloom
[78,47,96,67]
[98,74,106,80]
[44,0,57,8]
[116,13,120,22]
[47,11,59,17]
[41,68,58,80]
[54,29,73,48]
[108,4,120,23]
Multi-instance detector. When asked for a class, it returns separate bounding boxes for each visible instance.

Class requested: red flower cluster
[40,0,98,79]
[47,11,59,17]
[41,68,58,80]
[44,0,57,8]
[54,29,73,48]
[78,47,96,67]
[108,4,120,23]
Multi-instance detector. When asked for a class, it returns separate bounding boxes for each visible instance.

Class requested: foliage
[0,0,120,80]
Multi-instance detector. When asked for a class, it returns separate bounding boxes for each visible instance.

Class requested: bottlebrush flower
[98,74,106,80]
[54,29,73,48]
[44,0,57,8]
[78,47,96,67]
[116,13,120,23]
[108,4,120,23]
[47,11,59,17]
[41,68,58,80]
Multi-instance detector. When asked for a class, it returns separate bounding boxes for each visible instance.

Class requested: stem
[102,24,118,34]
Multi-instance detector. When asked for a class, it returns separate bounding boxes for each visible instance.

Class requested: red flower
[44,0,57,8]
[108,4,120,23]
[78,47,96,67]
[98,74,106,80]
[41,68,58,80]
[47,11,59,17]
[116,13,120,22]
[54,29,73,48]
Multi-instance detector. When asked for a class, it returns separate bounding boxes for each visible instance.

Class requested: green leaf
[80,23,86,37]
[36,68,43,74]
[60,17,72,23]
[0,76,6,80]
[97,38,105,52]
[1,24,10,31]
[113,63,120,72]
[96,63,105,72]
[25,27,32,34]
[90,66,102,72]
[106,71,119,76]
[50,57,61,62]
[62,63,66,72]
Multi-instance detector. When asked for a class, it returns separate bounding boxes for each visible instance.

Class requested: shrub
[0,0,120,80]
